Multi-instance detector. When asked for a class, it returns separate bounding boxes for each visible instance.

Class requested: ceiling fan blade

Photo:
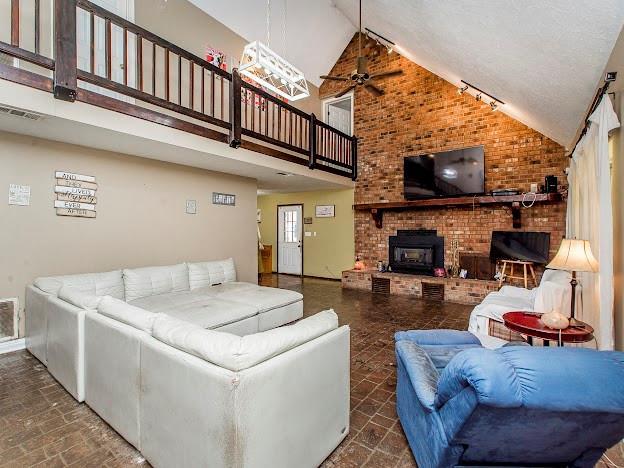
[335,85,356,98]
[320,75,349,82]
[370,69,403,79]
[364,83,383,97]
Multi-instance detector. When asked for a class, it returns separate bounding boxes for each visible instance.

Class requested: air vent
[0,105,43,121]
[0,53,14,66]
[422,282,444,301]
[0,298,18,343]
[371,276,390,295]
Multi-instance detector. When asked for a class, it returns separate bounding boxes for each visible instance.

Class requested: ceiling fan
[320,0,403,98]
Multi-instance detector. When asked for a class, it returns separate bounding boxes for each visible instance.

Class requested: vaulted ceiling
[191,0,624,148]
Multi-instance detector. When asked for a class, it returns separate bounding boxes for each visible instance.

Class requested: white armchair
[469,269,574,339]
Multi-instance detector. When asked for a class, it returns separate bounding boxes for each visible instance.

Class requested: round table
[502,311,594,346]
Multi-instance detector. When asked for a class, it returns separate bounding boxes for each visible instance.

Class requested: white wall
[0,131,257,336]
[613,91,623,350]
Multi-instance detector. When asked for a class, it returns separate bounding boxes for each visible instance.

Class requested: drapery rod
[567,81,612,158]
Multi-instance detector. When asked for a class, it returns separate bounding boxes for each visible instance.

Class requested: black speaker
[545,175,558,193]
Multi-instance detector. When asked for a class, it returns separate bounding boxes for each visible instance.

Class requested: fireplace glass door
[393,247,434,268]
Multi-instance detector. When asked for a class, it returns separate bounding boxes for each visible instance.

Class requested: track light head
[475,93,482,102]
[489,101,498,111]
[387,45,393,54]
[457,85,469,95]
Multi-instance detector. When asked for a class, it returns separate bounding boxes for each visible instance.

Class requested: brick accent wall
[320,35,567,269]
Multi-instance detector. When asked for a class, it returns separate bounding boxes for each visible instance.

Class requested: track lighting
[457,80,504,112]
[386,45,393,54]
[363,28,396,56]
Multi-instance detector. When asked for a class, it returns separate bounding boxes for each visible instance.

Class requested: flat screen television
[490,231,551,264]
[404,146,485,200]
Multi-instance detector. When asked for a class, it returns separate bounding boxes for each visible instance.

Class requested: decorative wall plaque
[315,205,335,218]
[55,171,97,218]
[212,192,236,206]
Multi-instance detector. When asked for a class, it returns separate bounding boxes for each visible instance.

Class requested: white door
[77,0,135,100]
[278,205,303,275]
[324,94,353,135]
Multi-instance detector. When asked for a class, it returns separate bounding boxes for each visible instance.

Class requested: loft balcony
[0,0,357,182]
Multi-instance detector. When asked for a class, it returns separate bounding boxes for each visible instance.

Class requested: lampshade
[547,239,599,273]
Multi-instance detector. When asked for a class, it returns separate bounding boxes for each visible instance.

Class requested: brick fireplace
[320,35,567,290]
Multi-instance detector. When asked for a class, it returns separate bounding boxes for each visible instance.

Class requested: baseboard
[0,338,26,355]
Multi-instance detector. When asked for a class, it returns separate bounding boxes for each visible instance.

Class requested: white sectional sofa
[25,259,303,401]
[82,301,350,467]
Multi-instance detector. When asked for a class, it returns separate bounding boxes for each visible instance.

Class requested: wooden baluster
[220,75,224,119]
[264,99,269,136]
[178,55,182,105]
[10,0,19,46]
[201,68,205,114]
[105,18,111,80]
[123,27,128,86]
[251,92,255,132]
[309,114,316,169]
[34,0,41,54]
[210,72,215,116]
[137,35,143,91]
[152,43,156,95]
[289,112,293,146]
[243,89,247,129]
[164,49,169,100]
[278,105,282,141]
[89,12,95,74]
[189,61,194,110]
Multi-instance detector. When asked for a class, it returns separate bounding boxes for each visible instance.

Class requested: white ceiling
[193,0,624,148]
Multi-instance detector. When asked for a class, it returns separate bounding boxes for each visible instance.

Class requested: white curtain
[567,95,620,350]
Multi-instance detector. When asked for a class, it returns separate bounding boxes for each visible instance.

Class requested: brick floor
[0,275,622,467]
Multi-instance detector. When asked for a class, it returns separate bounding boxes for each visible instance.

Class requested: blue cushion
[395,329,624,468]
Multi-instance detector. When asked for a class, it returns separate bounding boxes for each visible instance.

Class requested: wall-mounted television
[489,231,551,264]
[404,146,485,200]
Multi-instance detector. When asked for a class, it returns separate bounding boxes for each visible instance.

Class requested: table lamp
[546,239,599,326]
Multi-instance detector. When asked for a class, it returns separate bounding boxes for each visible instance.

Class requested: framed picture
[315,205,335,218]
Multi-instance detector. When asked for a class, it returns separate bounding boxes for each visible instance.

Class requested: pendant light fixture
[239,0,309,101]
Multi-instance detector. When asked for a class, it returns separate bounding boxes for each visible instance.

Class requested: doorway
[277,204,303,275]
[322,93,354,136]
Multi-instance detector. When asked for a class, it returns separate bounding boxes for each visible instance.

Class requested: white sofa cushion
[123,263,189,302]
[34,270,124,299]
[128,291,257,329]
[206,285,303,313]
[98,296,159,333]
[152,309,338,371]
[188,258,236,289]
[58,286,102,310]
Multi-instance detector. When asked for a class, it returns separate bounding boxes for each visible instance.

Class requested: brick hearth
[320,35,568,274]
[342,269,499,305]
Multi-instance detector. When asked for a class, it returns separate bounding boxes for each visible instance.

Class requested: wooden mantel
[354,192,563,229]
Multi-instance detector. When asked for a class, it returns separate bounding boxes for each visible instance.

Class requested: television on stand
[404,146,485,200]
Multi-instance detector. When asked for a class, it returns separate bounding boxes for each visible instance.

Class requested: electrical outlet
[186,200,197,214]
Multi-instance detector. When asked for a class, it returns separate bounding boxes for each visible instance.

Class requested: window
[283,210,298,243]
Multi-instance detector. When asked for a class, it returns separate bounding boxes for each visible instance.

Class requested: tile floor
[0,275,622,467]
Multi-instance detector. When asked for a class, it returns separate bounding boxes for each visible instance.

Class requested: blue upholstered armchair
[395,330,624,468]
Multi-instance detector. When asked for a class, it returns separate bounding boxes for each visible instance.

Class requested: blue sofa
[395,330,624,468]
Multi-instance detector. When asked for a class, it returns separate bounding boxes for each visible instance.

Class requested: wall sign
[55,171,97,218]
[315,205,335,218]
[8,184,30,206]
[212,192,236,206]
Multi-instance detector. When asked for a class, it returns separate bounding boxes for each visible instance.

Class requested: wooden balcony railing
[0,0,357,180]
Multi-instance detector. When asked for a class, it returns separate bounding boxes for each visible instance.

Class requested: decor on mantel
[239,0,309,101]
